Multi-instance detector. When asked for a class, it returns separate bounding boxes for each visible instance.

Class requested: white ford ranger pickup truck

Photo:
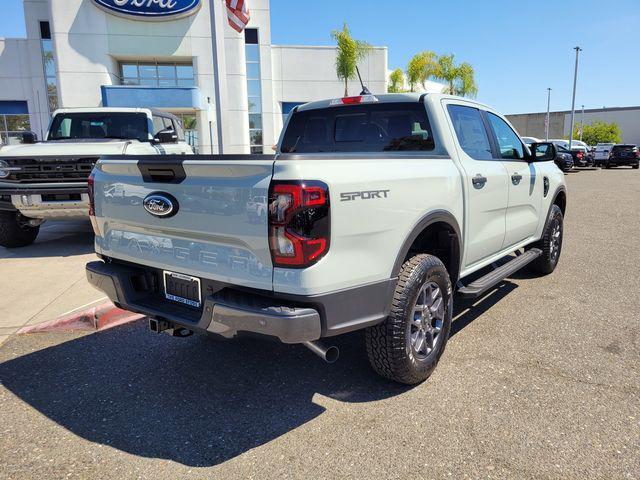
[86,93,567,384]
[0,107,192,248]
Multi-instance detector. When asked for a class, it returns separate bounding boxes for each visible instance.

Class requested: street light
[545,87,552,141]
[568,46,582,152]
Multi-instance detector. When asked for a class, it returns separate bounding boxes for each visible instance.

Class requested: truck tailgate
[92,156,274,291]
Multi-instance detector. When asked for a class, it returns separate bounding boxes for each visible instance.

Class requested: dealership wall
[0,0,388,152]
[507,106,640,145]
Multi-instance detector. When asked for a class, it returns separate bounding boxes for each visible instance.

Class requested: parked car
[86,93,567,385]
[0,107,193,248]
[549,139,592,167]
[605,144,639,169]
[553,144,575,172]
[523,138,572,172]
[594,143,615,167]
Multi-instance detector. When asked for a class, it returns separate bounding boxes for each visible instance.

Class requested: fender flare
[391,210,463,281]
[543,185,567,230]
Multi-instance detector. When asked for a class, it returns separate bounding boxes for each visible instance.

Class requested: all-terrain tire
[365,254,452,385]
[0,211,40,248]
[529,204,563,275]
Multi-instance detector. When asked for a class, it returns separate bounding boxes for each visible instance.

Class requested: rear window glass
[612,145,636,151]
[281,103,435,153]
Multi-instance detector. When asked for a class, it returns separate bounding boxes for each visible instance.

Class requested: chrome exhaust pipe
[303,341,340,364]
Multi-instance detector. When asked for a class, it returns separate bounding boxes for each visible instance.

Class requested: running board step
[457,248,542,299]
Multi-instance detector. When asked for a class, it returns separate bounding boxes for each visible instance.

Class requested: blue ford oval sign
[143,193,178,218]
[93,0,202,20]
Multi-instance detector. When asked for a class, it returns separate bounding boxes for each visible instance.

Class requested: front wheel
[0,211,40,248]
[365,254,452,385]
[529,204,563,275]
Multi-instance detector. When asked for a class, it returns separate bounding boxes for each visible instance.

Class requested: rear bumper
[86,260,394,342]
[608,157,639,166]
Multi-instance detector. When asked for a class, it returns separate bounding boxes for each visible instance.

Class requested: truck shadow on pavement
[0,323,407,467]
[0,281,518,467]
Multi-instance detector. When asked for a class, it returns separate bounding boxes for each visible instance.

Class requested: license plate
[163,271,202,308]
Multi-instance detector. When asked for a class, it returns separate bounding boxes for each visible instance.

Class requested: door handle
[511,173,523,185]
[472,174,487,189]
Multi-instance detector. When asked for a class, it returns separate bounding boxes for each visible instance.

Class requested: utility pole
[580,104,585,141]
[568,46,582,151]
[545,87,552,141]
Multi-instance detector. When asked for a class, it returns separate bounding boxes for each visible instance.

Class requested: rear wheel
[529,205,563,275]
[365,254,452,385]
[633,164,639,170]
[0,211,40,248]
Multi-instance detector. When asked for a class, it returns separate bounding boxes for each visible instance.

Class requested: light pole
[568,46,582,151]
[545,87,552,141]
[580,104,585,141]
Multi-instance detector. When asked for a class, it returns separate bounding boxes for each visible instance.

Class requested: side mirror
[21,131,38,144]
[154,129,178,144]
[529,142,556,162]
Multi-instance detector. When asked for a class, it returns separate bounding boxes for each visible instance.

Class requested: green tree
[388,68,405,93]
[331,23,371,97]
[434,54,478,97]
[406,51,438,92]
[572,121,621,145]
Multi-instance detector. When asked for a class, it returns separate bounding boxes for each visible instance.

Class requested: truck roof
[51,107,180,120]
[295,92,490,113]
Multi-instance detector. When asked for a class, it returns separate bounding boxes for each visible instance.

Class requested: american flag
[226,0,250,33]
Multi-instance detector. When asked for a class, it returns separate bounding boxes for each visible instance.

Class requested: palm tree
[434,54,478,97]
[331,23,371,97]
[406,51,438,92]
[388,68,405,93]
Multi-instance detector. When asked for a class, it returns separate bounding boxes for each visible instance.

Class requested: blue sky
[2,0,638,114]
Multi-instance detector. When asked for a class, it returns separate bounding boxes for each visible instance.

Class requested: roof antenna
[356,66,371,95]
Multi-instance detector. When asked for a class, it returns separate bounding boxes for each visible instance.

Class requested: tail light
[330,95,378,106]
[577,151,583,160]
[268,181,330,268]
[87,171,100,235]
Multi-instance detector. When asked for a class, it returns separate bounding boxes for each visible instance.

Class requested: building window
[39,21,58,113]
[245,29,263,154]
[119,62,194,87]
[0,101,31,145]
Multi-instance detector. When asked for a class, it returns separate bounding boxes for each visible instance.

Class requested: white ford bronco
[86,93,567,384]
[0,107,192,248]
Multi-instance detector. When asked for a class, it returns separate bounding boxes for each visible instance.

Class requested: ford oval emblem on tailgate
[143,193,178,218]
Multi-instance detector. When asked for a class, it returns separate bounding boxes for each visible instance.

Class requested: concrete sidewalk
[0,220,105,345]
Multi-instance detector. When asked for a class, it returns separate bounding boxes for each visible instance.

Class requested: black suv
[606,145,639,169]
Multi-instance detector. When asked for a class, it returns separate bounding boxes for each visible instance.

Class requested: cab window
[152,116,166,136]
[486,112,524,160]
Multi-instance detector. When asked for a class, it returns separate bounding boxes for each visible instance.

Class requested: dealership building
[0,0,388,153]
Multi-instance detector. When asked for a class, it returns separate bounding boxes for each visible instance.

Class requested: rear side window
[447,105,492,160]
[281,103,435,153]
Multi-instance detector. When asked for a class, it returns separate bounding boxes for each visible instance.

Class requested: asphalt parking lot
[0,167,638,479]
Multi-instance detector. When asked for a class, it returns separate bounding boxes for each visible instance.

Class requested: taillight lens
[577,151,583,160]
[268,181,330,268]
[87,171,101,235]
[87,172,95,217]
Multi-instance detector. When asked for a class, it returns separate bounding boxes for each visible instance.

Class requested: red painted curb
[18,302,145,334]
